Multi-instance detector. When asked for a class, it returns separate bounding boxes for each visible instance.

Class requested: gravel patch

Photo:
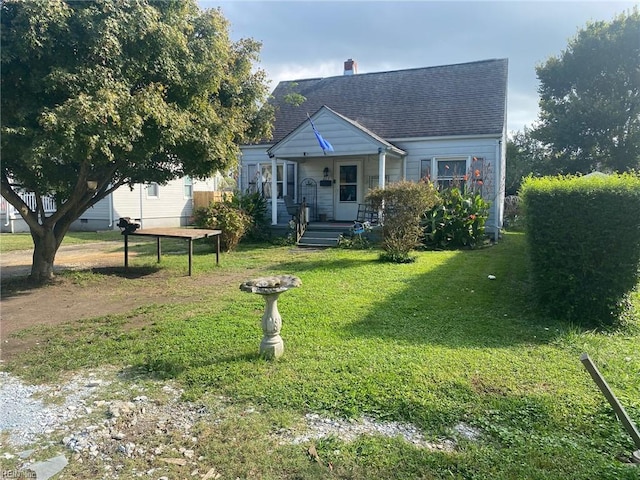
[0,371,110,447]
[1,369,478,478]
[285,413,457,451]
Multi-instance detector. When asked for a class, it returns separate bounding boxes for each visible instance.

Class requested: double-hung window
[421,156,470,190]
[245,162,296,200]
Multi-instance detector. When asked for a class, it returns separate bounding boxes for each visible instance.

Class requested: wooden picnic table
[123,228,221,276]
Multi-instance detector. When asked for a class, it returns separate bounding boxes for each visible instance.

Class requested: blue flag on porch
[308,115,334,153]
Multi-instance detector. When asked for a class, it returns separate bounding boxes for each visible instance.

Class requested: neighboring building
[1,174,226,233]
[239,58,508,239]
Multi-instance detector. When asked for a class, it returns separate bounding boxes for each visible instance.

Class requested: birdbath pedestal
[240,275,301,359]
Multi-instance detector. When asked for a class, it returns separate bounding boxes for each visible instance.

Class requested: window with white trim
[422,156,487,193]
[260,164,283,199]
[147,182,159,198]
[436,158,467,189]
[245,162,297,200]
[183,176,193,198]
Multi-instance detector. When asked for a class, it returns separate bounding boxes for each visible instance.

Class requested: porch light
[87,180,98,190]
[323,167,330,179]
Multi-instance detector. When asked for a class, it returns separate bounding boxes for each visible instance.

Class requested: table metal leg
[124,234,129,268]
[216,235,220,265]
[188,238,193,276]
[157,237,161,263]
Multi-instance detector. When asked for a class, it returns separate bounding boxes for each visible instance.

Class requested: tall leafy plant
[423,188,489,249]
[230,189,269,241]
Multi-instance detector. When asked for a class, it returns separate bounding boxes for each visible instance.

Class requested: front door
[334,160,362,221]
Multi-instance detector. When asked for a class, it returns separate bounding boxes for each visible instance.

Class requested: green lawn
[2,232,639,479]
[0,230,123,252]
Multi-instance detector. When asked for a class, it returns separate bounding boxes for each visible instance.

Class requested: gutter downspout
[494,139,502,241]
[139,183,144,229]
[3,199,10,227]
[108,187,113,229]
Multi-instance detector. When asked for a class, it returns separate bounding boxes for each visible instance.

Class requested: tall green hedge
[520,173,640,327]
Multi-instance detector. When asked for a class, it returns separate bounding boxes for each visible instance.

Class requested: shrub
[520,172,640,327]
[423,187,490,249]
[367,181,439,263]
[193,202,253,252]
[503,195,523,230]
[229,189,270,241]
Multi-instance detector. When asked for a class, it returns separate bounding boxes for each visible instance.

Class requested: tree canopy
[533,8,640,174]
[1,0,272,281]
[505,128,551,195]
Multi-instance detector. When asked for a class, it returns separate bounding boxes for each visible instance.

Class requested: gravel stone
[1,369,478,478]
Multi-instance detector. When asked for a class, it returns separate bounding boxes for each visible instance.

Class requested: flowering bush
[423,187,489,249]
[193,202,252,252]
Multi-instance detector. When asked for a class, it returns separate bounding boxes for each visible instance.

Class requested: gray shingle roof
[265,58,508,144]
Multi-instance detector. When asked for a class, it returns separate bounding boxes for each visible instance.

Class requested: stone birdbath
[240,275,301,359]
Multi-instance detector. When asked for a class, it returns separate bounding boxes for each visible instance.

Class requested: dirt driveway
[0,243,249,361]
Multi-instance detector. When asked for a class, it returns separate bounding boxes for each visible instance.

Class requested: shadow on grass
[89,265,161,278]
[274,256,377,274]
[0,265,162,299]
[123,349,261,381]
[342,233,572,348]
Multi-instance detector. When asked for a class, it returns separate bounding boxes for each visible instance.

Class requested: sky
[202,1,636,134]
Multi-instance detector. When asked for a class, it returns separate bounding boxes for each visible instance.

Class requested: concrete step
[305,222,353,232]
[301,230,341,239]
[298,237,339,248]
[298,230,341,247]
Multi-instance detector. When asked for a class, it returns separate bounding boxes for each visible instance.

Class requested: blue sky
[201,1,636,133]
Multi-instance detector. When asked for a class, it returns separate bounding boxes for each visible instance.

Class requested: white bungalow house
[239,58,508,240]
[1,174,226,233]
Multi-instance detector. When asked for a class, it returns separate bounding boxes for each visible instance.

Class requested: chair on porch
[283,195,300,221]
[356,203,379,224]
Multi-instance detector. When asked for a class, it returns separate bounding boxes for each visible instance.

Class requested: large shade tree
[533,8,640,174]
[506,127,551,195]
[1,0,272,282]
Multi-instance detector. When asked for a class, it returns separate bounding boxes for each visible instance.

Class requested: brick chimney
[343,58,357,75]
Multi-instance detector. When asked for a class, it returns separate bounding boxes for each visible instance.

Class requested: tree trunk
[30,228,59,283]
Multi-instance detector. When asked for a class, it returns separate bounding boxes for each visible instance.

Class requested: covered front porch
[244,105,407,226]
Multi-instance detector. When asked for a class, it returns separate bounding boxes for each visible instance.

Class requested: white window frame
[147,182,159,198]
[430,156,471,189]
[245,161,297,201]
[183,176,193,199]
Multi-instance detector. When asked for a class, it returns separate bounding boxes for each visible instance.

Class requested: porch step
[297,222,352,248]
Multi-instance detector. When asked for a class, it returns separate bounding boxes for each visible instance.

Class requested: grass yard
[0,230,123,252]
[1,232,639,479]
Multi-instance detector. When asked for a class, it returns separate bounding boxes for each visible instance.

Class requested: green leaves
[533,9,640,173]
[423,187,490,250]
[1,0,273,276]
[520,173,640,326]
[1,0,272,202]
[366,181,440,262]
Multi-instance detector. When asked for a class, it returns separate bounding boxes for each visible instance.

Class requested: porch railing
[294,201,308,243]
[1,192,57,220]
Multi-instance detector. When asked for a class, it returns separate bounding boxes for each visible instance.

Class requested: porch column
[401,155,407,180]
[378,148,386,188]
[271,155,278,225]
